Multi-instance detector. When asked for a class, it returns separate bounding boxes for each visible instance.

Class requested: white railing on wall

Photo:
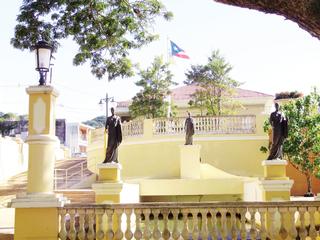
[122,120,144,137]
[153,115,256,136]
[54,160,88,190]
[58,201,320,240]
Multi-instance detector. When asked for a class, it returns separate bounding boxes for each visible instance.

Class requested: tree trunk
[305,173,314,197]
[214,0,320,40]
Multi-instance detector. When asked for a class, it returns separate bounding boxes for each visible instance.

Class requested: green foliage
[185,50,242,116]
[12,0,172,80]
[129,56,176,119]
[275,91,303,100]
[83,115,106,128]
[0,112,19,136]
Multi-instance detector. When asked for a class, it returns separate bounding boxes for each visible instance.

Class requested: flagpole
[166,35,170,64]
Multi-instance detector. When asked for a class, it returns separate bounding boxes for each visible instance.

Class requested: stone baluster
[200,209,209,240]
[134,209,143,240]
[259,208,267,240]
[210,210,218,240]
[152,209,161,240]
[239,208,247,240]
[308,207,318,239]
[143,209,152,240]
[172,210,180,240]
[230,209,238,240]
[96,208,105,240]
[162,209,171,240]
[106,209,114,240]
[77,209,86,240]
[124,208,133,240]
[181,209,190,240]
[267,208,277,239]
[288,207,298,239]
[278,207,289,240]
[192,209,200,240]
[114,208,124,240]
[249,208,257,240]
[220,209,228,240]
[68,209,76,240]
[205,117,208,132]
[58,209,68,240]
[86,208,95,240]
[298,207,307,239]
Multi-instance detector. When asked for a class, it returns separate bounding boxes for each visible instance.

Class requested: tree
[129,56,176,118]
[0,112,18,137]
[188,90,207,116]
[12,0,173,80]
[185,50,242,116]
[83,115,106,128]
[214,0,320,40]
[281,90,320,196]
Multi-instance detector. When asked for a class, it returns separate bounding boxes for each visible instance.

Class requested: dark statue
[184,112,195,145]
[267,103,288,160]
[103,107,122,163]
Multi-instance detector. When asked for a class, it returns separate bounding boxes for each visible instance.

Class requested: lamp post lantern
[99,93,115,119]
[33,40,53,85]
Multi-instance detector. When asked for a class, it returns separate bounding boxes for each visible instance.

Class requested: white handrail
[54,160,88,189]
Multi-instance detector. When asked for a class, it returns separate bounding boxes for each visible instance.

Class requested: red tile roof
[117,85,273,107]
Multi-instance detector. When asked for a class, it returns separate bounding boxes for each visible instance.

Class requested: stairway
[0,158,95,205]
[54,159,93,189]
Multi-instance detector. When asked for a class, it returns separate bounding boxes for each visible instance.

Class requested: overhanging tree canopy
[214,0,320,40]
[12,0,172,80]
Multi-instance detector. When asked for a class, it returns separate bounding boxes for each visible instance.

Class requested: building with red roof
[117,85,274,120]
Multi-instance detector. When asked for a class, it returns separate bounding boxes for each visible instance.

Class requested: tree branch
[214,0,320,40]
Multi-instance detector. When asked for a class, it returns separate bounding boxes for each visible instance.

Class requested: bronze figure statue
[184,111,195,145]
[103,107,122,163]
[267,103,288,160]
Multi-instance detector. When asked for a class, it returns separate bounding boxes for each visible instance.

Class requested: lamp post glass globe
[34,41,53,85]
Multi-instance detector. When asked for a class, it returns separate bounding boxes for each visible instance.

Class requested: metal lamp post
[99,93,115,119]
[33,40,53,85]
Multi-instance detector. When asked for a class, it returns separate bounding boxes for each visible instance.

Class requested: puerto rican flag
[170,41,190,59]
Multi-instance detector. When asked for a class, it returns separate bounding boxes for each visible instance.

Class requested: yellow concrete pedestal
[260,160,293,201]
[93,163,123,236]
[259,160,293,238]
[92,163,123,204]
[10,192,67,240]
[179,145,201,179]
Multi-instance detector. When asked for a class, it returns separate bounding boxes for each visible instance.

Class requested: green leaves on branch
[185,50,242,116]
[11,0,173,80]
[129,56,177,119]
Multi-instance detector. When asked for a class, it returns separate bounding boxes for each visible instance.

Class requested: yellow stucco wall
[88,114,269,180]
[15,208,59,240]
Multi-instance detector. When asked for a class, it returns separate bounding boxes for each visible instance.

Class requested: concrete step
[55,189,95,204]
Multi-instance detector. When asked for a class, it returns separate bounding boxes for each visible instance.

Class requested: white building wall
[66,123,80,157]
[0,137,28,183]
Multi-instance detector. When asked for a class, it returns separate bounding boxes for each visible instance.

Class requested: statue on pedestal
[267,103,288,160]
[103,107,122,163]
[184,111,195,145]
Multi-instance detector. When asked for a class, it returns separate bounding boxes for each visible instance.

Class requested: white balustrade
[58,201,320,239]
[122,120,144,137]
[153,115,256,136]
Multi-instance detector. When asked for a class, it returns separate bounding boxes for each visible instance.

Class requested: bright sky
[1,0,320,122]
